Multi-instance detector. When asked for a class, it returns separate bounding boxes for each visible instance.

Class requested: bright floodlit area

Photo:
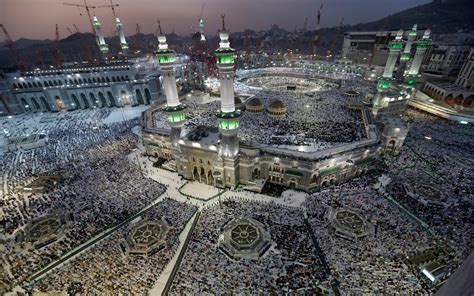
[1,0,474,295]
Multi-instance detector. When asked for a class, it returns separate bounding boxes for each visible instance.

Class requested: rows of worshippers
[0,111,168,291]
[154,74,373,151]
[170,199,332,294]
[31,198,197,295]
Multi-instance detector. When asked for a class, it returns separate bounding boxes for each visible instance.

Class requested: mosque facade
[0,63,161,115]
[142,23,415,193]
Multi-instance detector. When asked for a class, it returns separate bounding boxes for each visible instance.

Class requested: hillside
[350,0,474,32]
[1,0,473,70]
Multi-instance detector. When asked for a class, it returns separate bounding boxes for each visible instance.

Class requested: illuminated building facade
[142,24,409,192]
[0,64,160,114]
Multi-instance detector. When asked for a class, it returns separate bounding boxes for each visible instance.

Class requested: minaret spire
[158,19,163,35]
[221,14,226,31]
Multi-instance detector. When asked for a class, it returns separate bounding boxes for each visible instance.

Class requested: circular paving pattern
[219,217,271,259]
[329,208,371,239]
[415,184,445,201]
[27,216,62,243]
[335,210,365,230]
[128,220,169,255]
[231,224,259,246]
[132,223,163,246]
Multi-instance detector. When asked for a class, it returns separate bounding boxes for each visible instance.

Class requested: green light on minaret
[167,112,185,123]
[377,80,391,90]
[219,118,239,130]
[405,77,417,85]
[401,53,411,61]
[390,42,404,49]
[218,54,234,64]
[159,55,175,63]
[417,40,431,48]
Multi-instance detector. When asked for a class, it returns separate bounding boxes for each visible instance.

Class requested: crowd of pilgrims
[155,73,372,150]
[32,198,197,295]
[383,109,474,290]
[305,175,435,294]
[170,199,331,294]
[0,110,167,292]
[0,109,112,197]
[0,71,470,295]
[241,75,334,93]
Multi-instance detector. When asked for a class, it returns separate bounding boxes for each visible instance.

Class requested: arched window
[107,91,116,107]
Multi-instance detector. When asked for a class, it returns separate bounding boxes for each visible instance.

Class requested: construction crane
[96,0,119,17]
[53,24,64,68]
[0,24,14,50]
[96,1,128,52]
[55,24,60,41]
[329,16,344,60]
[297,17,308,53]
[63,1,97,34]
[313,3,323,58]
[67,27,73,35]
[302,17,308,34]
[0,24,27,70]
[73,24,80,33]
[134,23,142,53]
[96,0,120,36]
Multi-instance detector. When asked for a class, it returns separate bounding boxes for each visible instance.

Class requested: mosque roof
[269,99,285,109]
[246,97,263,107]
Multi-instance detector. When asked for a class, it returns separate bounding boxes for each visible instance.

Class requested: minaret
[382,30,404,78]
[408,29,431,76]
[93,16,109,54]
[404,24,417,54]
[199,18,206,42]
[396,25,417,81]
[115,17,129,52]
[155,22,186,147]
[215,15,240,158]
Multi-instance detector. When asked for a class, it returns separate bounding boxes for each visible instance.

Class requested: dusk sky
[0,0,430,41]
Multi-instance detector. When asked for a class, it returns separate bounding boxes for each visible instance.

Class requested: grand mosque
[141,23,430,192]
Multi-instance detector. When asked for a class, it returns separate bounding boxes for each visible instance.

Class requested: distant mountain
[13,38,52,49]
[1,0,473,71]
[349,0,474,33]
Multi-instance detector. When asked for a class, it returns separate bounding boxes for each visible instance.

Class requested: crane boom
[199,2,206,19]
[63,1,96,34]
[0,24,27,70]
[55,24,60,41]
[96,0,119,17]
[0,24,14,48]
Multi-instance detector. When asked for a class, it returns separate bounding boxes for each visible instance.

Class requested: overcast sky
[0,0,430,41]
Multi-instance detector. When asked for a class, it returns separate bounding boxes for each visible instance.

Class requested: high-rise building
[455,47,474,88]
